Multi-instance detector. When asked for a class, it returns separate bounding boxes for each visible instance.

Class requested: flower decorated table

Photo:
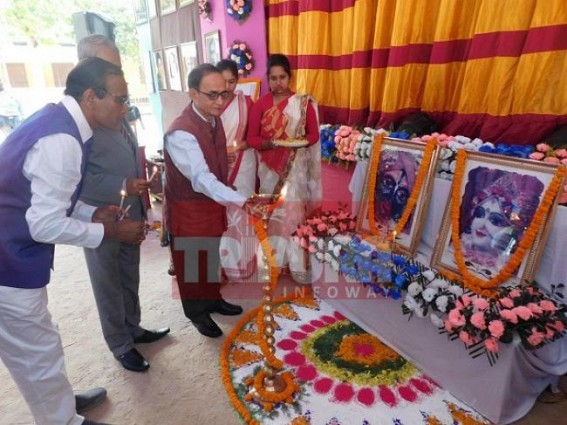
[311,160,567,423]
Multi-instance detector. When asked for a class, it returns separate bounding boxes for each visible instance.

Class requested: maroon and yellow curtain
[266,0,567,144]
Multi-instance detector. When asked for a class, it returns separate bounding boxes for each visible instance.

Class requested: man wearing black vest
[0,58,145,425]
[164,64,262,338]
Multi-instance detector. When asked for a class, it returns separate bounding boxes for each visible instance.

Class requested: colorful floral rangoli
[221,296,492,424]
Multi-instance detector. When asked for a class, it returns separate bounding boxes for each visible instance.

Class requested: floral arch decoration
[227,41,254,77]
[226,0,252,22]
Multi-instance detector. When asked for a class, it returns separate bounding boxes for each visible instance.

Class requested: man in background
[0,57,145,425]
[78,34,170,373]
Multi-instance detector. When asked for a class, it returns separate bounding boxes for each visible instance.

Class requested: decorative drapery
[265,0,567,144]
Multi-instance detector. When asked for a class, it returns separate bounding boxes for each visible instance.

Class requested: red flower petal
[398,385,417,402]
[283,352,305,366]
[310,319,326,328]
[321,315,337,324]
[378,385,397,407]
[300,324,316,333]
[313,377,333,394]
[334,311,347,320]
[410,378,433,395]
[276,338,298,350]
[289,330,308,340]
[334,383,355,402]
[296,364,318,381]
[357,388,375,406]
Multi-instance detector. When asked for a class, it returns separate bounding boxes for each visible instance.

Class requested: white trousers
[0,286,84,425]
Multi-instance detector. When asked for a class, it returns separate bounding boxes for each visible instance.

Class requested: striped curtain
[266,0,567,144]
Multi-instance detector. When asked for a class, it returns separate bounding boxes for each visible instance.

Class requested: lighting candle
[148,166,159,182]
[118,204,131,221]
[392,230,397,251]
[119,189,126,211]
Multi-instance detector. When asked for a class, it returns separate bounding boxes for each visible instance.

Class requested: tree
[0,0,139,63]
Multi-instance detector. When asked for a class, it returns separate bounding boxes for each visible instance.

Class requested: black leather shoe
[190,313,223,338]
[211,299,243,316]
[75,387,107,414]
[116,348,149,372]
[133,327,170,344]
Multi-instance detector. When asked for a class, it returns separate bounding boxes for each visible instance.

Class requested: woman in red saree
[217,59,257,281]
[247,54,322,283]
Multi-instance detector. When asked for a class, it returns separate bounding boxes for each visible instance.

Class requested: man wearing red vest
[164,64,260,337]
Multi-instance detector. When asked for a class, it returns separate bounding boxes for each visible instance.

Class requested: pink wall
[199,0,268,95]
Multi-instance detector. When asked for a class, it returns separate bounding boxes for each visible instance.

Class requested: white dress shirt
[165,104,247,208]
[22,95,104,248]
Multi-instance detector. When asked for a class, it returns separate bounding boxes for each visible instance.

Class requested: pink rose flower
[551,320,565,332]
[499,309,518,324]
[498,297,514,309]
[526,328,546,347]
[513,306,533,321]
[461,295,472,307]
[422,135,432,141]
[536,143,551,152]
[555,148,567,158]
[509,289,521,298]
[472,297,489,310]
[484,337,500,353]
[544,156,561,164]
[488,320,505,338]
[529,152,545,160]
[317,223,328,232]
[307,245,316,253]
[448,309,466,327]
[561,159,567,166]
[539,300,557,313]
[545,327,555,339]
[470,311,487,330]
[526,302,543,315]
[459,330,475,345]
[444,320,454,333]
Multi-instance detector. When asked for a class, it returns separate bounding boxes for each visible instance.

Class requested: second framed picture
[179,42,199,91]
[204,30,221,65]
[356,136,438,255]
[165,46,182,91]
[431,151,561,291]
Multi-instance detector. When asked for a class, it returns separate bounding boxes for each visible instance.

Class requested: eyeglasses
[473,205,511,227]
[94,87,130,105]
[195,89,231,101]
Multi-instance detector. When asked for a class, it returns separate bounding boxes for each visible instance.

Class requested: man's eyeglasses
[94,87,130,106]
[473,205,511,227]
[196,89,231,101]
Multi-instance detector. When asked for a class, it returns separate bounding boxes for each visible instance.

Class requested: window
[6,63,29,88]
[51,63,75,87]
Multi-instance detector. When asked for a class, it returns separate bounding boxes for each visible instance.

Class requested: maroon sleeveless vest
[164,104,229,237]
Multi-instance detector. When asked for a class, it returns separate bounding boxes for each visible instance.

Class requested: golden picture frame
[356,136,438,256]
[431,151,561,287]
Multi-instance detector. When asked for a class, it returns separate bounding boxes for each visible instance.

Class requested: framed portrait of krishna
[431,150,563,292]
[356,136,438,255]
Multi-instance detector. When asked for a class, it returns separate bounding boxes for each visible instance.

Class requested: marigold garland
[447,150,566,297]
[367,136,437,244]
[220,292,308,425]
[367,134,384,235]
[253,219,284,369]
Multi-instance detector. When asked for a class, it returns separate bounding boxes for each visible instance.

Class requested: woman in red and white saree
[247,54,322,283]
[217,60,257,281]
